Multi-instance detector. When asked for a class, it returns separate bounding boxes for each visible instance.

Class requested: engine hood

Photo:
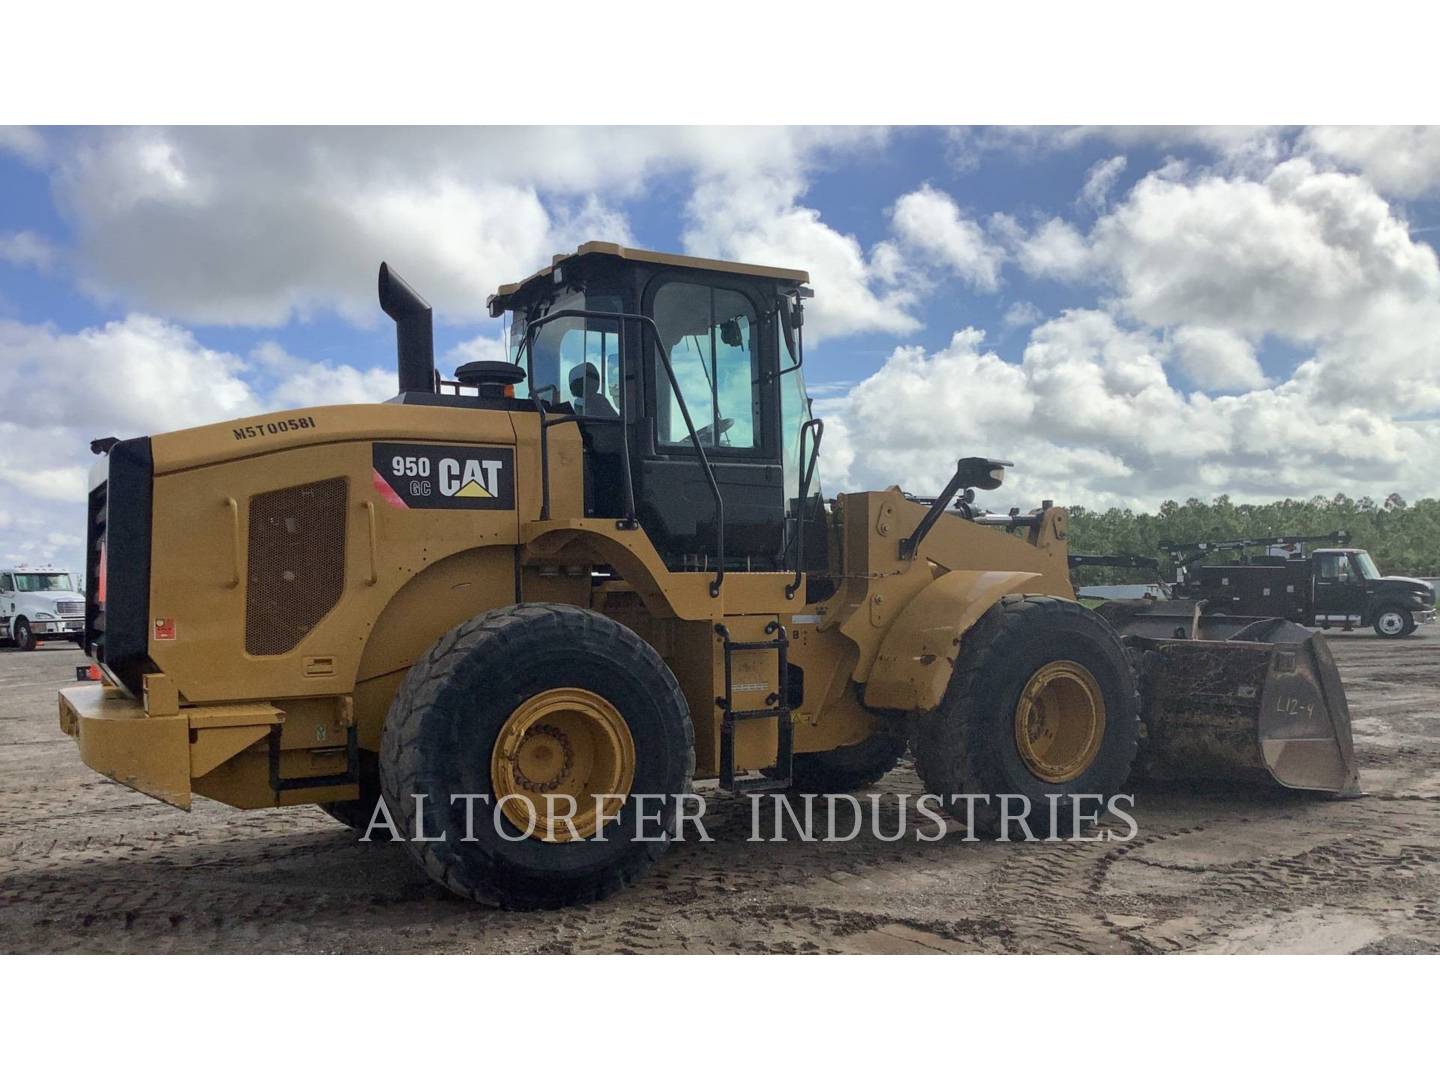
[16,590,84,606]
[1376,576,1435,597]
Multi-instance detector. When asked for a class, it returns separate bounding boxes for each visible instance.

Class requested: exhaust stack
[378,262,435,394]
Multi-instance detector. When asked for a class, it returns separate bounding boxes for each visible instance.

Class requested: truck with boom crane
[1165,534,1436,638]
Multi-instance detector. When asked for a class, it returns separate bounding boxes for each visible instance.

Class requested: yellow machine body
[58,397,1074,811]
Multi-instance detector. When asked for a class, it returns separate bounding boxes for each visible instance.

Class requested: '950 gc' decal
[371,443,516,511]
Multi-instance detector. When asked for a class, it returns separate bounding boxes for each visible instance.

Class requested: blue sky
[3,125,1440,572]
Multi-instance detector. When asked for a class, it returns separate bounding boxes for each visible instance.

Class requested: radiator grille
[245,477,347,656]
[57,601,84,617]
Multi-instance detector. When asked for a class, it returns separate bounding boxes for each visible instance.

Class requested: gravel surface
[3,632,1437,954]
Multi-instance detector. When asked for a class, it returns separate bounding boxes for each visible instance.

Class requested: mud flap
[1099,604,1359,794]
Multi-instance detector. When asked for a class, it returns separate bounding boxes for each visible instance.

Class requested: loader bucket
[1095,602,1359,795]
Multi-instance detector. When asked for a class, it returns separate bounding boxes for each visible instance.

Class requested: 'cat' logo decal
[371,442,516,511]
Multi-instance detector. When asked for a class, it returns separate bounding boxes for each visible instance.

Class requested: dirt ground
[3,632,1438,955]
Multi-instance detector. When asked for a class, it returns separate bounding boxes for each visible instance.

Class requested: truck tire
[13,618,36,651]
[768,733,907,794]
[1373,606,1414,638]
[379,603,695,909]
[910,595,1139,838]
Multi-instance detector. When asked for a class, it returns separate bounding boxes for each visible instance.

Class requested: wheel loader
[59,242,1359,909]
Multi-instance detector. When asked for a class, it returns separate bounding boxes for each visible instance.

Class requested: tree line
[1066,494,1440,584]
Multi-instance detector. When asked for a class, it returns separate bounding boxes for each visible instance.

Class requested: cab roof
[488,241,809,316]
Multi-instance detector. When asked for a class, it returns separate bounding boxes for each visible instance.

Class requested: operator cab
[482,242,823,575]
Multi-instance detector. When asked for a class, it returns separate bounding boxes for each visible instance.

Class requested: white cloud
[1002,300,1042,329]
[1090,160,1440,341]
[819,313,1440,511]
[0,231,56,270]
[0,313,401,572]
[889,185,1005,292]
[1006,157,1440,420]
[442,332,509,381]
[682,156,921,342]
[1015,217,1092,280]
[1077,155,1127,211]
[0,315,256,434]
[1300,126,1440,199]
[1170,326,1267,391]
[250,341,396,409]
[0,126,47,166]
[43,126,898,335]
[946,126,1288,175]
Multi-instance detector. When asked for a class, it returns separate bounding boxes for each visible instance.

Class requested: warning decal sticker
[371,442,517,511]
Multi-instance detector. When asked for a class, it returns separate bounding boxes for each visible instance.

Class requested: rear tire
[1373,606,1413,638]
[770,732,907,794]
[910,595,1139,837]
[13,618,35,651]
[379,603,695,909]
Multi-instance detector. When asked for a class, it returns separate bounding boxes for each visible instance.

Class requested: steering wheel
[693,417,735,446]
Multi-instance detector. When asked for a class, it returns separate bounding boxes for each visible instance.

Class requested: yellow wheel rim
[1013,660,1106,783]
[491,687,635,842]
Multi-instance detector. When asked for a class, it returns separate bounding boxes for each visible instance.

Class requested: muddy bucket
[1098,603,1359,794]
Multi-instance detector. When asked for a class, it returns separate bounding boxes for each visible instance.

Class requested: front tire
[380,603,695,909]
[911,595,1139,837]
[1373,606,1413,638]
[13,618,36,651]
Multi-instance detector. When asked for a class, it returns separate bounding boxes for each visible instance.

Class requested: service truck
[1165,534,1436,638]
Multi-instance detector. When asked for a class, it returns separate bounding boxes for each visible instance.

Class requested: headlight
[36,611,57,621]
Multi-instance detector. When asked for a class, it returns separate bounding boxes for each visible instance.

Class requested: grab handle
[223,498,242,588]
[361,500,379,586]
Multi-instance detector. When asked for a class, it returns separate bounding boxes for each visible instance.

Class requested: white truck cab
[0,566,86,650]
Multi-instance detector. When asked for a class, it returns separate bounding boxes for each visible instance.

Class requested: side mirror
[955,456,1010,491]
[898,456,1014,560]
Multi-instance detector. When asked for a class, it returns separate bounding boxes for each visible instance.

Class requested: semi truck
[1165,534,1436,638]
[1,566,86,649]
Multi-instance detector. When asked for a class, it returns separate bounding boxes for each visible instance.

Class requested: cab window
[514,293,623,419]
[0,574,11,592]
[1316,553,1352,581]
[653,282,760,450]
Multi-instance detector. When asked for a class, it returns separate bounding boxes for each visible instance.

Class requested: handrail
[786,418,823,600]
[521,307,727,598]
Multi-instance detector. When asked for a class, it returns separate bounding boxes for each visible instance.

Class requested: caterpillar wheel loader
[59,242,1358,909]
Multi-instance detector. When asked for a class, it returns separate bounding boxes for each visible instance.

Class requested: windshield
[1353,551,1381,579]
[14,573,73,592]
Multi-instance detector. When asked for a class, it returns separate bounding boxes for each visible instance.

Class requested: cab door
[1312,552,1365,621]
[0,573,13,636]
[638,275,785,569]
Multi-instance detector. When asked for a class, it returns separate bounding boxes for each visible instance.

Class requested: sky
[3,125,1440,574]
